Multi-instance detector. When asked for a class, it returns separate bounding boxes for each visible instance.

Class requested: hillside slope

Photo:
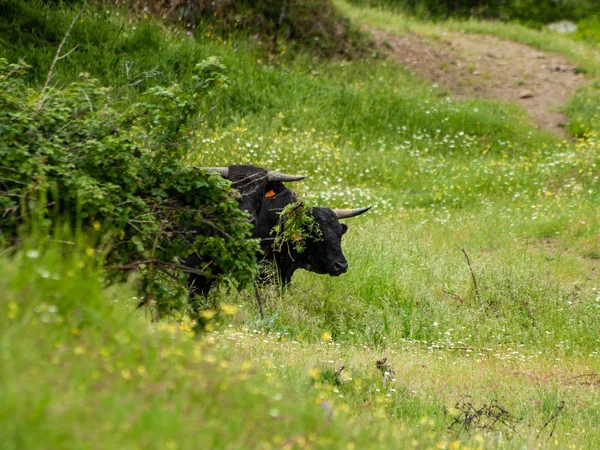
[368,26,588,136]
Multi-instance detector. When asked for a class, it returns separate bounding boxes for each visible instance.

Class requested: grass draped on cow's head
[268,201,353,281]
[270,202,323,255]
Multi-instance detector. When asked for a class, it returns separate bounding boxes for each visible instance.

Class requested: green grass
[2,0,600,448]
[0,0,212,88]
[0,243,414,449]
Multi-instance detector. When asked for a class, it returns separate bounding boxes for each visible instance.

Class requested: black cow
[185,164,370,297]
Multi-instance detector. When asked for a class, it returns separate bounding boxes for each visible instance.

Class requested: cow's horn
[332,206,372,219]
[267,171,306,182]
[195,167,229,178]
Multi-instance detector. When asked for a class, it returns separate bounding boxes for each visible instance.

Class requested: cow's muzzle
[331,260,348,276]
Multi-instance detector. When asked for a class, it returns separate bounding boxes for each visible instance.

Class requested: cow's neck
[273,245,310,286]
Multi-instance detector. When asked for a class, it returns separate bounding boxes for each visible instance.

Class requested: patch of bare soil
[367,27,589,137]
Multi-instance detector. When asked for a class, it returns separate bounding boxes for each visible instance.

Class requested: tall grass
[2,240,600,448]
[0,242,411,449]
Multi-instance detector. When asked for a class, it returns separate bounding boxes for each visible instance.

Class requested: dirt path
[367,27,588,137]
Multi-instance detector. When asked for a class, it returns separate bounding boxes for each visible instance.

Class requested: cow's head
[301,206,371,277]
[196,165,305,230]
[196,165,371,280]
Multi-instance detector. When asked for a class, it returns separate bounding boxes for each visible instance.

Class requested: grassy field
[1,0,600,448]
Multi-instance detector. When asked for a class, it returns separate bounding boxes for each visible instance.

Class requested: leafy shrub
[574,16,600,44]
[119,0,373,58]
[0,57,259,317]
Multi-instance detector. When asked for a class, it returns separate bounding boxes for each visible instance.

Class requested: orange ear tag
[265,190,276,199]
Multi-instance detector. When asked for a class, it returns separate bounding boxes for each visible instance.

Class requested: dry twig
[376,357,396,384]
[136,223,165,309]
[115,258,214,277]
[537,401,565,440]
[253,280,265,319]
[461,248,481,303]
[448,396,521,437]
[37,5,86,113]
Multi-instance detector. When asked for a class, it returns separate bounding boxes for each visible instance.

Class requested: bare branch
[14,201,55,221]
[0,177,28,186]
[113,258,215,277]
[57,44,80,61]
[37,4,86,113]
[136,223,166,309]
[64,109,149,153]
[78,109,149,148]
[0,191,36,199]
[537,401,565,440]
[253,281,264,319]
[82,90,94,112]
[428,345,481,351]
[461,248,481,303]
[565,372,597,382]
[6,59,28,78]
[110,23,125,51]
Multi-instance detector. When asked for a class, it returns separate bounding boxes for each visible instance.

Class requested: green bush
[0,57,259,317]
[574,16,600,44]
[121,0,373,58]
[348,0,597,24]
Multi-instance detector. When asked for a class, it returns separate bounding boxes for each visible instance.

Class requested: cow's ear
[341,223,348,235]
